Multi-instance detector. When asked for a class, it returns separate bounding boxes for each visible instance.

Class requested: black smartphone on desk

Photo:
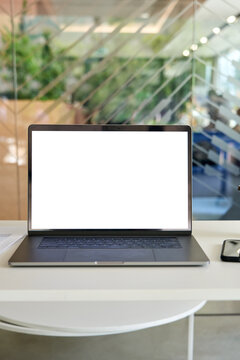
[221,239,240,262]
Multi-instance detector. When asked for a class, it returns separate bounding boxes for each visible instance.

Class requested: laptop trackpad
[64,249,154,262]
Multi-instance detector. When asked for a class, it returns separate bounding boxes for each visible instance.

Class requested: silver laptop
[9,124,209,266]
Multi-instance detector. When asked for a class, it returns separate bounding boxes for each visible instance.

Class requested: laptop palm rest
[64,249,155,262]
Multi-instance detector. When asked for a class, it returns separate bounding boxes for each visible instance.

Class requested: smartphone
[221,239,240,262]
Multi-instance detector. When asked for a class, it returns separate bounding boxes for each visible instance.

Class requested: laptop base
[9,235,209,266]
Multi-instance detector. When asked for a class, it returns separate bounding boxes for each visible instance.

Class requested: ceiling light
[212,27,220,34]
[200,36,208,44]
[141,13,149,19]
[227,15,236,24]
[190,44,198,51]
[183,49,190,57]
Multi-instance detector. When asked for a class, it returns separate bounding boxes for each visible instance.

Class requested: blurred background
[1,0,240,220]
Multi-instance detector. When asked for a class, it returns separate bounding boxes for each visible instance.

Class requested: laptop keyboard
[38,237,181,249]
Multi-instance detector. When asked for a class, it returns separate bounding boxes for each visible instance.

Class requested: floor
[0,305,240,360]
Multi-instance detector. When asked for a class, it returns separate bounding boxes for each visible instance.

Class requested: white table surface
[0,220,239,302]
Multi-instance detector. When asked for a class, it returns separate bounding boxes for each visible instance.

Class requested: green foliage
[38,32,66,100]
[144,34,172,54]
[72,57,191,124]
[0,0,191,123]
[0,28,66,99]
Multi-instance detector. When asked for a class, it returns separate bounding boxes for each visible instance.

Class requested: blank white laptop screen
[31,130,189,230]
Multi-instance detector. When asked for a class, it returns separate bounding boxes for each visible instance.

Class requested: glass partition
[192,0,240,219]
[0,0,239,220]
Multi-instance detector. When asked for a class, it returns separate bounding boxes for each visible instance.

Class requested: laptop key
[38,237,182,249]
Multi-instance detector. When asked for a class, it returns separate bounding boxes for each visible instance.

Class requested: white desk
[0,220,239,302]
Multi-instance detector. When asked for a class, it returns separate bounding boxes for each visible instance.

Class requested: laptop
[9,124,209,266]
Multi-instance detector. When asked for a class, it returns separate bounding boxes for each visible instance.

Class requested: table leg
[188,314,194,360]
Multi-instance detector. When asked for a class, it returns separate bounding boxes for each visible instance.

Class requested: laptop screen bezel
[28,124,192,236]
